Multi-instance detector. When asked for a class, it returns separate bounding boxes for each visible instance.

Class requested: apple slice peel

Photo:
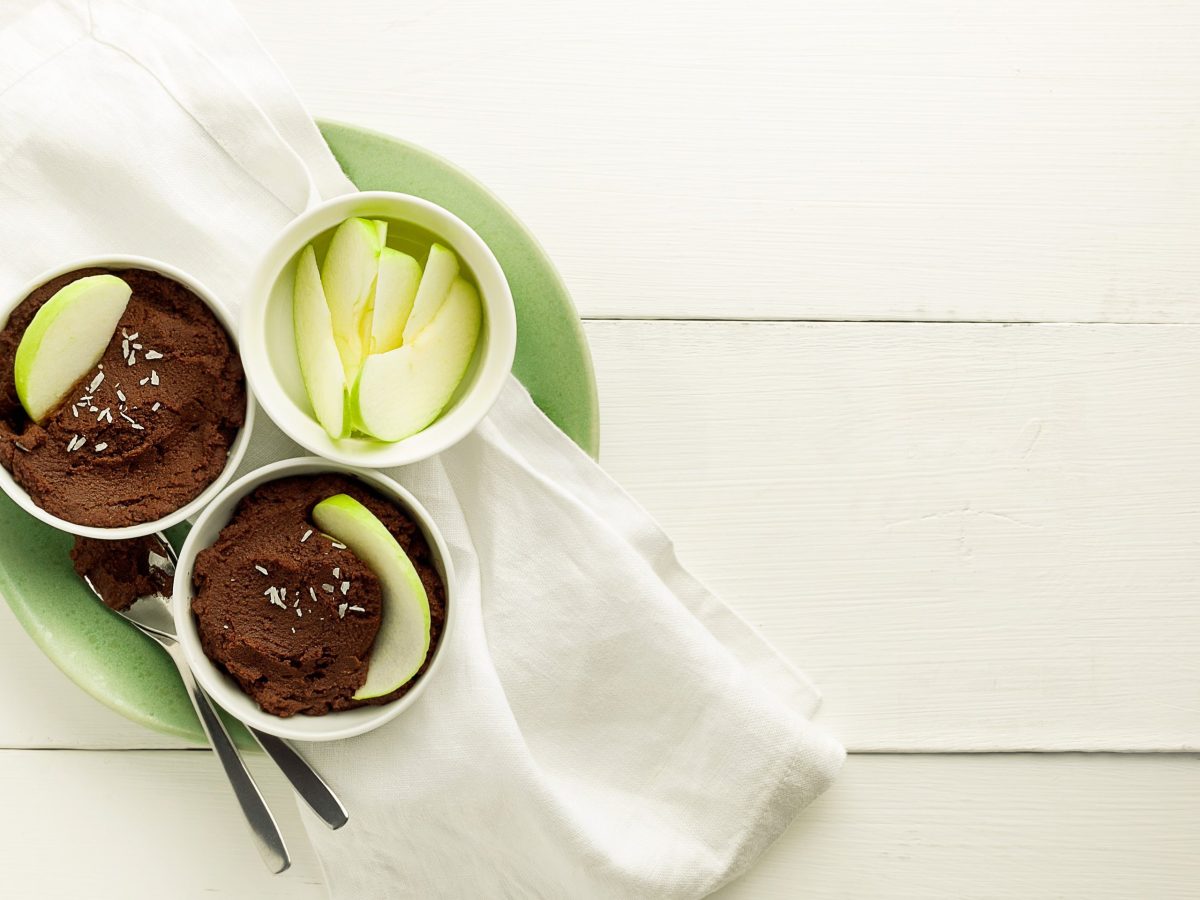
[14,274,132,423]
[293,244,350,439]
[311,493,432,699]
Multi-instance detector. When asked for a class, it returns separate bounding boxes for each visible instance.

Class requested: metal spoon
[79,533,349,871]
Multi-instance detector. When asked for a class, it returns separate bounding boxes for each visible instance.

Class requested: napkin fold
[0,2,843,896]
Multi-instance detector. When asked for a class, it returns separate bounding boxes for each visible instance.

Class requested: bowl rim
[171,456,456,742]
[0,254,256,541]
[241,190,517,469]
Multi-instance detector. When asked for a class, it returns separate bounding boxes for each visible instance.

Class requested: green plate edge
[0,122,599,744]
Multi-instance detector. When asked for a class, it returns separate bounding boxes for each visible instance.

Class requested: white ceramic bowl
[242,191,517,468]
[172,456,455,741]
[0,255,255,541]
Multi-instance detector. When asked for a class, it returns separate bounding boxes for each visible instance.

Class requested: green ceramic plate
[0,122,598,743]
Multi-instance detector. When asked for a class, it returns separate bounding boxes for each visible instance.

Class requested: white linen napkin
[0,2,844,896]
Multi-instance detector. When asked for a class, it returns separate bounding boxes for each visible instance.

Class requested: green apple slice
[353,277,482,442]
[293,244,349,438]
[320,217,385,381]
[312,493,432,699]
[14,274,131,422]
[400,243,459,345]
[369,248,421,355]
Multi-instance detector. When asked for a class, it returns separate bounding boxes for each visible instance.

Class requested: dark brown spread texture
[0,267,245,527]
[191,474,447,717]
[70,535,172,611]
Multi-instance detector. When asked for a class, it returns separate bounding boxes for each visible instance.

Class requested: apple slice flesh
[293,244,349,438]
[14,274,131,422]
[400,243,459,345]
[312,493,432,699]
[320,217,385,381]
[353,277,482,442]
[369,248,422,355]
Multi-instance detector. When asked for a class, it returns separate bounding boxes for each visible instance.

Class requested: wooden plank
[0,749,324,899]
[238,0,1200,322]
[0,321,1196,751]
[585,321,1200,751]
[715,753,1200,899]
[0,750,1194,899]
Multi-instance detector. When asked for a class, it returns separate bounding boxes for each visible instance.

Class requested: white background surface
[2,0,1198,897]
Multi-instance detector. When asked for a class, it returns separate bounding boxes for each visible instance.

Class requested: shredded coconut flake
[309,587,319,604]
[340,581,350,595]
[150,370,159,386]
[93,442,108,452]
[151,402,161,412]
[300,529,312,543]
[144,350,163,360]
[332,567,340,579]
[254,565,268,575]
[322,583,335,593]
[331,541,347,550]
[116,389,126,403]
[338,603,348,619]
[88,372,104,392]
[348,605,365,613]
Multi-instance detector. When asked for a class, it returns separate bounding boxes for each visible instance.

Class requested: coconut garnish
[338,602,348,619]
[322,583,335,593]
[347,605,365,614]
[301,529,313,543]
[150,370,160,387]
[94,443,108,452]
[254,565,268,576]
[145,350,163,361]
[340,581,350,595]
[332,567,340,579]
[331,541,347,550]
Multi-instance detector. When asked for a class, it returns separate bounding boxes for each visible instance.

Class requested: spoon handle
[154,633,291,874]
[249,728,349,829]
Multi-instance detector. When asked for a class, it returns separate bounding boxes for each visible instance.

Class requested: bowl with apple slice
[173,456,455,741]
[0,256,253,539]
[243,192,517,467]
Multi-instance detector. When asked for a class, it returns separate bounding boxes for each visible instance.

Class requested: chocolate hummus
[0,267,245,528]
[70,535,172,611]
[191,474,447,717]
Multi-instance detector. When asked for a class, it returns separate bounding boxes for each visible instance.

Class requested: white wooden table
[3,1,1198,896]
